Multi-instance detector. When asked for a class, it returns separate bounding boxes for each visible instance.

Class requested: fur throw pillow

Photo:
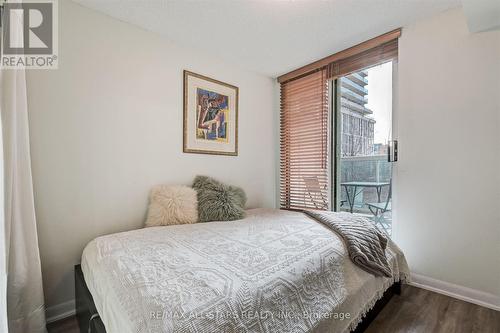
[192,175,247,222]
[145,185,198,227]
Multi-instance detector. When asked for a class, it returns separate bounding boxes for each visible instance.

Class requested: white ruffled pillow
[145,185,198,227]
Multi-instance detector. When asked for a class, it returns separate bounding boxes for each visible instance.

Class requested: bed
[76,208,409,333]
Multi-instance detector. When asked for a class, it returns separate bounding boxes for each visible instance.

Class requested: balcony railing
[340,154,390,183]
[340,154,392,235]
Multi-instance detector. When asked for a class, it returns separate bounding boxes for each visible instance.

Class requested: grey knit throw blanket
[303,210,392,277]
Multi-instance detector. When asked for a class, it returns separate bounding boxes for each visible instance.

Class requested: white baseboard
[46,299,76,323]
[410,273,500,311]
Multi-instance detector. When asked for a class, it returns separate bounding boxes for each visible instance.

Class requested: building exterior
[340,71,375,156]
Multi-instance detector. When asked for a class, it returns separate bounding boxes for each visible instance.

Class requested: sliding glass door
[279,34,399,217]
[334,61,394,235]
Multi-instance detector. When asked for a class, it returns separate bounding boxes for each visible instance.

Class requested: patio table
[340,181,390,213]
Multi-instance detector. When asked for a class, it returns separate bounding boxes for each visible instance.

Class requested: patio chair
[366,180,392,234]
[303,176,328,210]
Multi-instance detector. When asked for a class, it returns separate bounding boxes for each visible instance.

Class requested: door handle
[388,140,398,162]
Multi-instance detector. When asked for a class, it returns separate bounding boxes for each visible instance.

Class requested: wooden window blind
[280,69,330,210]
[279,29,400,211]
[326,39,398,79]
[277,29,400,84]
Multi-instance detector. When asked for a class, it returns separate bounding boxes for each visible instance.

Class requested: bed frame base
[75,264,401,333]
[75,265,106,333]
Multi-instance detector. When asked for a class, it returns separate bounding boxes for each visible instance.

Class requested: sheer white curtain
[1,7,47,333]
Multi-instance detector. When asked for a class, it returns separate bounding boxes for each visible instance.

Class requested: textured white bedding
[81,208,409,333]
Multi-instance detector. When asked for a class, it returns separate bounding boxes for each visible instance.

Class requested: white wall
[27,0,500,318]
[395,8,500,297]
[26,1,277,313]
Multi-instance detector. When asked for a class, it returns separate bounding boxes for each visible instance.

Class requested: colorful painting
[183,71,238,156]
[196,88,229,142]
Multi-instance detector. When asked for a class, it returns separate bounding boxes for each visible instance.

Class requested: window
[279,29,399,234]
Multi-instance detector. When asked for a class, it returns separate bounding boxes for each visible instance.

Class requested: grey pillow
[192,175,247,222]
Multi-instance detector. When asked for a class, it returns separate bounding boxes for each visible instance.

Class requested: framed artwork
[183,70,239,156]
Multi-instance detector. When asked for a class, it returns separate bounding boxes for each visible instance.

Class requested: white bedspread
[81,208,409,333]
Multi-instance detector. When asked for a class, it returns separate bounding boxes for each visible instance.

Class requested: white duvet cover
[81,208,409,333]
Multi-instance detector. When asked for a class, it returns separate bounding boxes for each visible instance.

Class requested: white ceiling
[461,0,500,33]
[73,0,461,77]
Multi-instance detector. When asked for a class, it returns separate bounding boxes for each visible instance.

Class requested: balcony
[340,86,368,106]
[346,72,368,86]
[339,154,392,235]
[341,77,368,96]
[341,98,373,115]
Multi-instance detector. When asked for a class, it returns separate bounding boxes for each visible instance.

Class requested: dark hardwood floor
[365,285,500,333]
[47,286,500,333]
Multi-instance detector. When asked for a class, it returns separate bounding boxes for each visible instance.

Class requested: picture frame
[183,70,239,156]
